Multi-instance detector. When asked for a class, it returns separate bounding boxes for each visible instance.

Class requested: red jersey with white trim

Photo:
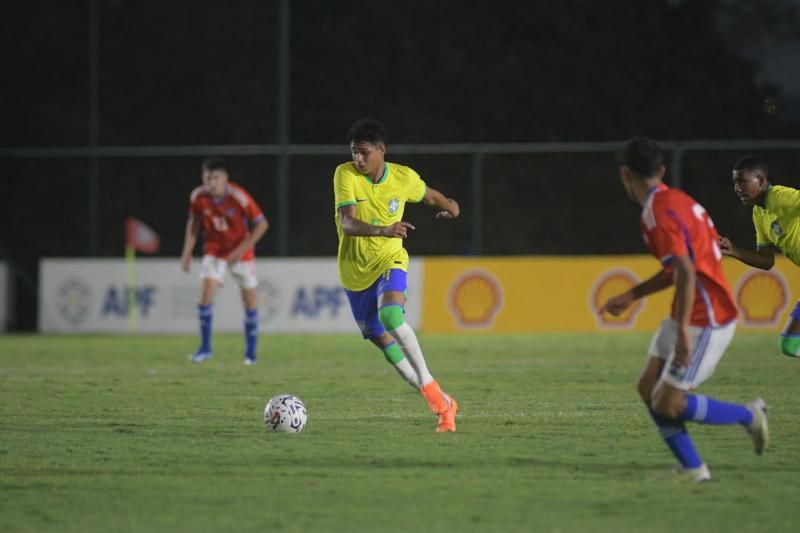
[640,184,737,327]
[189,181,265,261]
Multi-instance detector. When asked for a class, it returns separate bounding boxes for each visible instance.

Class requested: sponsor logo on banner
[291,285,345,318]
[57,279,93,325]
[590,269,644,328]
[257,278,282,323]
[101,285,158,318]
[735,269,789,327]
[448,269,503,329]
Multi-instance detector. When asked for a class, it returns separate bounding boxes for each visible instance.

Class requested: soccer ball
[264,394,308,433]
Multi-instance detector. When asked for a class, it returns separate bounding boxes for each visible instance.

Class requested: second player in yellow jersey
[721,155,800,357]
[333,118,462,433]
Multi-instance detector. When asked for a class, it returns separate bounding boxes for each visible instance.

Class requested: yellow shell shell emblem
[735,269,788,326]
[448,270,503,328]
[591,269,644,328]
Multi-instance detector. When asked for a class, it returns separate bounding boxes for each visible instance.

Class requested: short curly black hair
[616,136,663,178]
[733,155,769,177]
[347,118,389,146]
[201,156,227,173]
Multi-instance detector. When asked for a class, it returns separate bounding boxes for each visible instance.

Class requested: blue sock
[650,411,703,469]
[244,308,258,359]
[682,394,753,426]
[198,304,213,353]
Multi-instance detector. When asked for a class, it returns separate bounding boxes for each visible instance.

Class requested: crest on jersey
[388,197,400,215]
[771,221,783,236]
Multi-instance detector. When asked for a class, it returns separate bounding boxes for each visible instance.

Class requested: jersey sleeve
[244,190,265,225]
[766,186,800,219]
[649,207,689,268]
[189,190,203,218]
[406,168,427,203]
[334,165,357,209]
[753,210,773,249]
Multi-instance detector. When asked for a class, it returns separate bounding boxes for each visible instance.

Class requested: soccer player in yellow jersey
[720,156,800,357]
[334,118,461,432]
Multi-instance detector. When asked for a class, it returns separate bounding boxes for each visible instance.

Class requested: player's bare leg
[191,277,220,362]
[241,287,259,365]
[378,290,457,432]
[636,356,664,408]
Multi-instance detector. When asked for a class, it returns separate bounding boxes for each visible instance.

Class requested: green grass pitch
[1,332,798,532]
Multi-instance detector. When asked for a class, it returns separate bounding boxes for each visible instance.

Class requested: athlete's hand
[381,221,415,238]
[181,254,191,273]
[599,291,635,316]
[674,326,692,368]
[435,199,460,219]
[227,248,245,265]
[719,236,735,257]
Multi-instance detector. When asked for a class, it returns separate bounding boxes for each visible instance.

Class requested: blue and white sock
[681,394,753,426]
[244,308,259,359]
[198,304,213,353]
[650,411,703,469]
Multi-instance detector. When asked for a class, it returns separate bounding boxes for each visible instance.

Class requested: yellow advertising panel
[421,256,797,333]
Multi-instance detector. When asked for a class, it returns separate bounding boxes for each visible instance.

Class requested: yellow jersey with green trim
[333,161,427,291]
[753,184,800,266]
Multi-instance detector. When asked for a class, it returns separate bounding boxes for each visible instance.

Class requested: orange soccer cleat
[436,395,458,433]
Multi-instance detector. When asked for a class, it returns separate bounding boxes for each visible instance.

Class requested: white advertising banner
[39,258,422,334]
[0,262,8,332]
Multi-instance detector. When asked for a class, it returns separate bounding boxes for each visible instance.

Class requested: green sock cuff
[779,335,800,357]
[378,304,405,331]
[382,342,405,364]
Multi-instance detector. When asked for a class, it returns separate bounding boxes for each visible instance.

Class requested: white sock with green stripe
[382,342,420,389]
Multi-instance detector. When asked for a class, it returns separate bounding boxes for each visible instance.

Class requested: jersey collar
[362,163,389,185]
[762,184,773,209]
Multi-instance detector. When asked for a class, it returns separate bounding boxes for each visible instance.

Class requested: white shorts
[199,255,258,289]
[648,318,736,391]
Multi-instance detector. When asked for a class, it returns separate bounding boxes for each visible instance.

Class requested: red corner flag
[125,217,160,254]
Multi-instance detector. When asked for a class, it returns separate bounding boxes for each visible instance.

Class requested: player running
[181,157,269,365]
[334,118,460,432]
[600,137,768,482]
[719,156,800,357]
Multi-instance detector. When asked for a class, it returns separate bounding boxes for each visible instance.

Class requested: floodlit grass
[1,332,797,532]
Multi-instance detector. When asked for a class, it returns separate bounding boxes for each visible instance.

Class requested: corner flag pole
[126,244,136,333]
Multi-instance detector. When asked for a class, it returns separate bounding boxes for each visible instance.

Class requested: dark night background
[3,0,800,329]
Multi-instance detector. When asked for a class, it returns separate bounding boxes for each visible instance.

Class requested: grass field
[1,332,798,532]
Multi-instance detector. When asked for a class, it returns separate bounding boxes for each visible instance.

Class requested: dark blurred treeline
[2,0,800,329]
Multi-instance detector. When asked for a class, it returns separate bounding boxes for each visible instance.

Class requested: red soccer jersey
[189,181,265,261]
[640,184,737,327]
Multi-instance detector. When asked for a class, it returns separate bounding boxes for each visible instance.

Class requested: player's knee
[636,379,652,407]
[377,305,405,331]
[779,335,800,357]
[651,394,683,419]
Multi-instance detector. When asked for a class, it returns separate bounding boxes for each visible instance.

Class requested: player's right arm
[181,215,202,272]
[719,236,775,270]
[338,205,415,238]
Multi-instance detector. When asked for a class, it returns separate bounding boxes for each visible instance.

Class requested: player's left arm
[671,254,696,369]
[423,187,460,219]
[600,269,673,316]
[228,217,269,264]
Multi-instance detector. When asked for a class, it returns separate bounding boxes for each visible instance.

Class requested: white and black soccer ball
[263,394,308,433]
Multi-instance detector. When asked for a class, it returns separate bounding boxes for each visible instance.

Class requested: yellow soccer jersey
[333,161,427,291]
[753,184,800,266]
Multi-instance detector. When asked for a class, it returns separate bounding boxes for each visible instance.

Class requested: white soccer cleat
[189,351,213,363]
[672,463,711,483]
[745,398,769,455]
[244,356,257,366]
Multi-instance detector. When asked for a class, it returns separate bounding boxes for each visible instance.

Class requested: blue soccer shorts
[344,269,407,339]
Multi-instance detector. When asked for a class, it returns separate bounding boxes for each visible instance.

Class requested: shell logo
[735,269,789,327]
[590,269,644,328]
[448,269,504,329]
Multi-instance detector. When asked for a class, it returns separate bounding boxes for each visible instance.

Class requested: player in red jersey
[599,137,768,482]
[180,157,269,365]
